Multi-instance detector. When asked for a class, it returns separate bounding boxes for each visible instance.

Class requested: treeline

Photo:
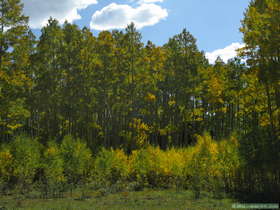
[1,0,278,149]
[0,0,279,201]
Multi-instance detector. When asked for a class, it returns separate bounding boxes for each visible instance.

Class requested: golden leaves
[129,118,151,147]
[145,92,156,102]
[0,150,14,177]
[168,100,176,106]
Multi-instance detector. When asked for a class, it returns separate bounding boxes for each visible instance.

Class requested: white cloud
[22,0,98,28]
[129,0,164,4]
[205,42,245,64]
[138,0,164,3]
[90,3,168,30]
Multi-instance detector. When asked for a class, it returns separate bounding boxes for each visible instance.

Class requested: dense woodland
[0,0,279,202]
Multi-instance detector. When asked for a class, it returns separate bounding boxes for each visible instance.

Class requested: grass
[0,189,238,210]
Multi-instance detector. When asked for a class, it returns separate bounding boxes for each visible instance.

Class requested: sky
[22,0,251,63]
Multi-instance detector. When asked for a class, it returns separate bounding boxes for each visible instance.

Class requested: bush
[9,136,42,192]
[129,147,160,188]
[156,148,186,189]
[0,146,14,193]
[187,133,220,198]
[0,133,244,199]
[216,135,241,195]
[128,146,185,188]
[185,133,241,199]
[93,148,129,186]
[60,135,92,186]
[42,141,66,197]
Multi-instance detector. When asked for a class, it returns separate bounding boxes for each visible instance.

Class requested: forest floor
[0,189,239,210]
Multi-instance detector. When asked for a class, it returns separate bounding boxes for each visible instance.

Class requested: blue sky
[22,0,251,63]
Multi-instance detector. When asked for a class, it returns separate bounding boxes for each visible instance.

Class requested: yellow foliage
[209,77,223,97]
[159,128,167,136]
[46,146,57,156]
[129,118,151,147]
[114,149,129,176]
[260,114,271,127]
[146,92,156,102]
[0,150,13,178]
[158,148,186,176]
[128,146,192,188]
[57,175,66,182]
[0,70,8,80]
[191,108,204,122]
[219,107,227,113]
[7,124,23,130]
[44,143,66,185]
[0,133,243,193]
[94,148,129,183]
[168,100,176,106]
[190,134,222,178]
[129,118,149,131]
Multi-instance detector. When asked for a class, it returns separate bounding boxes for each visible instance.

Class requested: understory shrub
[129,147,161,188]
[60,135,93,186]
[9,136,42,193]
[0,133,244,199]
[186,133,241,199]
[0,146,14,193]
[42,141,66,197]
[93,148,129,187]
[129,146,187,188]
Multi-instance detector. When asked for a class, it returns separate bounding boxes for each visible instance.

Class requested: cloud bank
[90,3,168,30]
[206,42,245,64]
[22,0,98,28]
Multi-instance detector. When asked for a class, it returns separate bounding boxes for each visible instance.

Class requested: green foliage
[0,135,93,196]
[129,147,158,188]
[94,148,128,185]
[8,136,42,192]
[187,134,218,198]
[237,0,280,201]
[0,0,34,134]
[42,141,66,196]
[0,133,276,201]
[185,133,241,199]
[60,135,92,185]
[129,146,188,189]
[0,145,13,192]
[0,0,279,202]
